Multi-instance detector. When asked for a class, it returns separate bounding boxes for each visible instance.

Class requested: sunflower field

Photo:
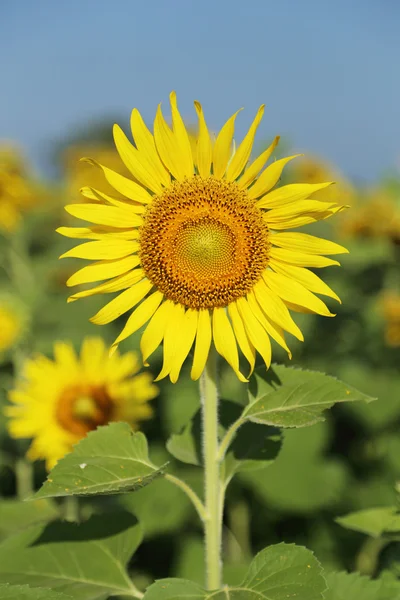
[0,95,400,600]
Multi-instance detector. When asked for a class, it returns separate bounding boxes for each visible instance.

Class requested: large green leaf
[0,584,72,599]
[323,571,400,600]
[0,511,142,599]
[336,507,400,538]
[245,365,373,428]
[144,543,326,599]
[0,499,59,540]
[35,422,165,498]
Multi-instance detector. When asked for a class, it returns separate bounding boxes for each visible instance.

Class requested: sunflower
[0,146,41,232]
[58,93,347,383]
[290,155,355,207]
[381,292,400,348]
[5,337,158,469]
[0,299,24,355]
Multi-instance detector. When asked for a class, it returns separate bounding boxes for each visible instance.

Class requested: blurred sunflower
[290,155,355,206]
[59,93,347,382]
[0,299,24,355]
[381,292,400,347]
[5,337,157,469]
[0,146,41,232]
[340,188,400,243]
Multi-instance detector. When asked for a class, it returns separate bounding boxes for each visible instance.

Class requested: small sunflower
[0,146,41,232]
[5,337,158,469]
[58,93,347,382]
[0,299,24,356]
[381,292,400,348]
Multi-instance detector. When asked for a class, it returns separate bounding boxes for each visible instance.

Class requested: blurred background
[1,0,400,589]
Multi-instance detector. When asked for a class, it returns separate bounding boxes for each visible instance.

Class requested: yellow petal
[212,307,247,382]
[226,105,265,181]
[60,239,138,260]
[252,278,304,341]
[264,200,338,224]
[212,109,242,179]
[262,211,337,230]
[169,91,194,177]
[248,155,302,199]
[269,247,340,268]
[269,260,341,303]
[130,108,171,188]
[81,158,153,204]
[271,232,348,255]
[140,300,171,364]
[263,270,335,317]
[228,302,256,374]
[154,104,188,181]
[155,303,186,381]
[90,278,152,325]
[57,226,139,241]
[53,341,78,371]
[68,269,145,303]
[169,309,198,383]
[194,101,212,177]
[112,291,164,350]
[191,309,212,381]
[66,255,140,287]
[65,204,142,228]
[247,291,291,358]
[80,187,146,213]
[256,182,334,209]
[236,297,272,369]
[238,136,280,190]
[113,124,163,194]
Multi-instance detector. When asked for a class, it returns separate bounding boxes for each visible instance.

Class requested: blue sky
[1,0,399,182]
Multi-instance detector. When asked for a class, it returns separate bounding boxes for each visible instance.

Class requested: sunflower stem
[200,345,222,590]
[15,457,33,500]
[164,473,206,521]
[64,496,80,522]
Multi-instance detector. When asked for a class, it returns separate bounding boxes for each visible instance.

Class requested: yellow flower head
[340,188,400,243]
[5,337,158,469]
[290,155,355,206]
[0,300,23,355]
[0,145,41,232]
[58,93,348,383]
[381,291,400,348]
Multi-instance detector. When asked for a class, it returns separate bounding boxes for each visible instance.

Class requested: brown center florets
[56,384,114,436]
[139,176,270,310]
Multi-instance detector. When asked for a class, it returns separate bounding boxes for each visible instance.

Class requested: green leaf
[323,571,400,600]
[241,422,348,513]
[0,499,59,540]
[0,511,142,599]
[223,421,281,483]
[245,365,374,428]
[336,507,400,538]
[35,422,165,498]
[166,413,202,466]
[0,584,72,599]
[144,543,326,599]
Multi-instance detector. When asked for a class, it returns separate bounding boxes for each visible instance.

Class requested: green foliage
[35,423,166,498]
[0,585,73,599]
[337,507,400,539]
[323,571,400,600]
[0,499,58,540]
[0,512,142,599]
[144,543,326,599]
[246,365,374,428]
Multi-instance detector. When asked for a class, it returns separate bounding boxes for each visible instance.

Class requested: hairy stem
[200,346,222,590]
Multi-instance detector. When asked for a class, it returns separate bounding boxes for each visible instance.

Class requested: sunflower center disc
[56,384,114,436]
[139,176,270,310]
